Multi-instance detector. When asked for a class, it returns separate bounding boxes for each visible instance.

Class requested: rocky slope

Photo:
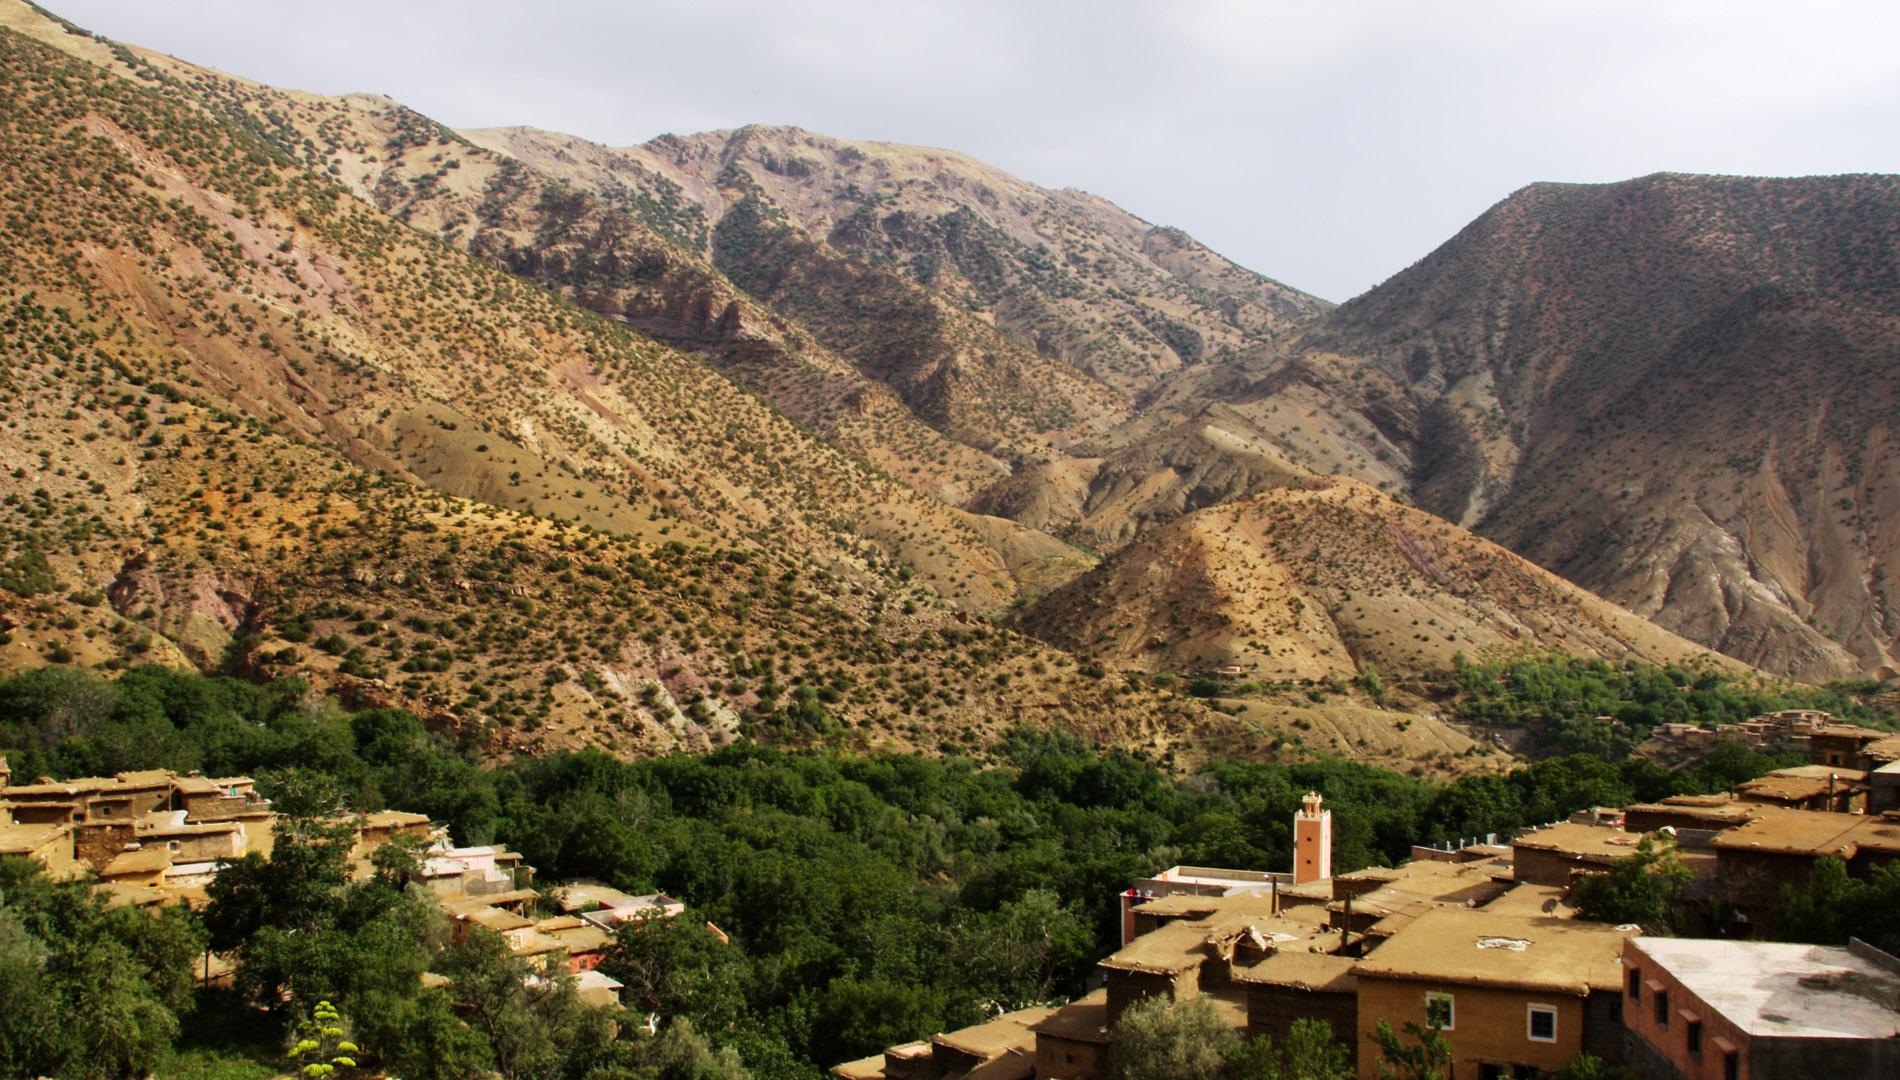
[1066,176,1900,680]
[1017,477,1726,681]
[469,123,1330,396]
[0,11,1216,758]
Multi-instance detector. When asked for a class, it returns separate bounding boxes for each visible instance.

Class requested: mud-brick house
[1029,989,1110,1080]
[1710,808,1900,930]
[1352,910,1637,1080]
[1232,949,1359,1068]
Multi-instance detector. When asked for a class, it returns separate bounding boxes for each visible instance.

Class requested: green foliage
[0,544,57,597]
[0,669,1817,1076]
[1773,857,1900,954]
[1221,1019,1353,1080]
[1550,1054,1641,1080]
[0,856,207,1080]
[1371,1018,1452,1080]
[1438,654,1893,759]
[288,999,364,1078]
[1572,834,1692,932]
[1111,996,1239,1080]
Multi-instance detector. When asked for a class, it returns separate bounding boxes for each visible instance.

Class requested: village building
[1622,795,1758,836]
[1509,822,1653,887]
[1232,950,1359,1067]
[1622,936,1900,1079]
[1808,724,1892,769]
[1028,989,1111,1080]
[1325,857,1513,946]
[552,880,687,930]
[419,842,535,897]
[1871,760,1900,815]
[1731,765,1864,813]
[1353,910,1637,1080]
[1709,808,1900,929]
[0,819,80,879]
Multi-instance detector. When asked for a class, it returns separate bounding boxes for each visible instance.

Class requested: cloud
[45,0,1900,301]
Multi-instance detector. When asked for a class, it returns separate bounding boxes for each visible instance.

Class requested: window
[1527,1005,1558,1043]
[1654,989,1670,1028]
[1687,1019,1703,1056]
[1480,1066,1502,1080]
[1627,966,1641,1002]
[1723,1050,1738,1080]
[1425,992,1455,1031]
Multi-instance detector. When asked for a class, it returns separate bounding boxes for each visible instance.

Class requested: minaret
[1293,791,1332,884]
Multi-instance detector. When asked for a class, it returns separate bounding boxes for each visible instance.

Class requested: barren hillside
[1018,477,1727,681]
[0,13,1220,758]
[1077,176,1900,679]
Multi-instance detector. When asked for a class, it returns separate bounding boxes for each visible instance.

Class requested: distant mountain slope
[1084,175,1900,679]
[470,124,1330,396]
[0,11,1208,755]
[1017,478,1727,681]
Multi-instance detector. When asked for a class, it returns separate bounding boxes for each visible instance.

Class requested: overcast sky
[46,0,1900,301]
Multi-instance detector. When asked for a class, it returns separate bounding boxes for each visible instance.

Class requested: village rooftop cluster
[833,720,1900,1080]
[0,756,696,1007]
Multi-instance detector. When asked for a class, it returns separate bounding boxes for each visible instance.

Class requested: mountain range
[0,0,1890,777]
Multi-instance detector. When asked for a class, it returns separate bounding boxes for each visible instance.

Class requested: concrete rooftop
[1633,938,1900,1040]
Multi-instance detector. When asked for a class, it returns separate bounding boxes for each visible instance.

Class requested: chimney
[1294,791,1332,885]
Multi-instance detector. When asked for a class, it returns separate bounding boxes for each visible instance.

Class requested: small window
[1687,1019,1703,1056]
[1425,992,1455,1031]
[1723,1050,1738,1080]
[1654,990,1670,1028]
[1480,1066,1502,1080]
[1627,966,1641,1002]
[1527,1005,1558,1043]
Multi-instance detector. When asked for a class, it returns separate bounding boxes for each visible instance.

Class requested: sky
[44,0,1900,302]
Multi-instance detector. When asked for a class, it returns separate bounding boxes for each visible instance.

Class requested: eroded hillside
[0,17,1215,757]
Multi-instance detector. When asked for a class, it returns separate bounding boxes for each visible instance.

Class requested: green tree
[1551,1053,1640,1080]
[1222,1018,1353,1080]
[1111,995,1240,1080]
[1774,858,1900,954]
[949,887,1094,1008]
[1572,834,1691,932]
[1371,1018,1452,1080]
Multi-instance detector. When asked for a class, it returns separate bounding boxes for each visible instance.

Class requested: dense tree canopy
[0,664,1868,1076]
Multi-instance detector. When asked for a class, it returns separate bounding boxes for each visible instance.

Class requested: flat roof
[1711,808,1900,858]
[931,1006,1055,1059]
[0,822,68,854]
[1232,949,1358,993]
[1736,767,1866,803]
[101,848,173,875]
[1357,910,1636,995]
[461,907,534,932]
[573,969,623,991]
[1029,989,1109,1044]
[1481,882,1578,920]
[1632,938,1900,1039]
[1512,823,1649,862]
[1101,918,1214,974]
[359,810,431,828]
[2,778,109,797]
[1812,725,1891,742]
[829,1054,886,1080]
[1330,858,1512,918]
[1624,799,1757,826]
